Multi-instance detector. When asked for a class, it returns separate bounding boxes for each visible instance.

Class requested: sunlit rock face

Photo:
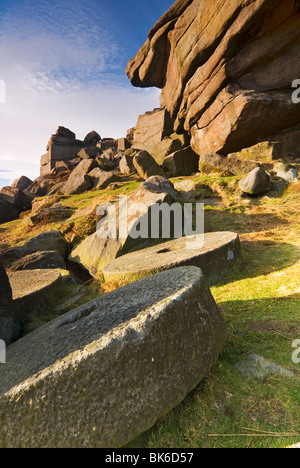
[127,0,300,156]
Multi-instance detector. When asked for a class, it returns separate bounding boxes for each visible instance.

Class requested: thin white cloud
[0,0,161,185]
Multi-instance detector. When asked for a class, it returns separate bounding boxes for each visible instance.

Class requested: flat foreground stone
[0,266,226,448]
[103,232,242,285]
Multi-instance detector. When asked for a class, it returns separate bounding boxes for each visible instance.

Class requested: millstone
[103,231,242,285]
[0,266,226,448]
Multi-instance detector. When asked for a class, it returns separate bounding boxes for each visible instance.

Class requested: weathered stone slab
[0,231,69,267]
[133,150,166,179]
[132,108,174,156]
[0,266,226,448]
[103,231,242,285]
[163,146,198,177]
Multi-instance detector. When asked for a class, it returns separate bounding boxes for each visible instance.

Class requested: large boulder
[88,169,119,189]
[69,176,178,275]
[0,231,68,268]
[8,251,66,272]
[11,176,33,191]
[62,175,92,195]
[0,264,14,345]
[163,146,198,177]
[126,0,300,156]
[0,266,226,448]
[133,150,166,179]
[0,187,33,211]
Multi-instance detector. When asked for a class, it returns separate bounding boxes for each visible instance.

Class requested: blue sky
[0,0,174,185]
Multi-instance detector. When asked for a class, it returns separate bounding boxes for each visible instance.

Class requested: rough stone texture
[62,175,92,195]
[127,0,300,156]
[8,251,66,272]
[88,169,119,189]
[0,266,226,448]
[7,269,63,337]
[70,159,98,178]
[84,131,101,144]
[0,231,68,268]
[236,354,294,381]
[132,108,174,160]
[174,180,196,202]
[117,138,131,152]
[25,204,73,226]
[274,163,298,184]
[0,264,14,345]
[133,150,166,179]
[78,147,100,160]
[0,196,19,223]
[0,187,33,211]
[69,177,178,275]
[163,146,198,177]
[103,232,242,285]
[119,154,136,174]
[199,153,259,176]
[239,167,270,195]
[11,176,33,191]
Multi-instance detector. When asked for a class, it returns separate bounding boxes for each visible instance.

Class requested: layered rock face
[127,0,300,156]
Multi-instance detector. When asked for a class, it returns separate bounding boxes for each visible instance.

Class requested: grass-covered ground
[0,174,299,448]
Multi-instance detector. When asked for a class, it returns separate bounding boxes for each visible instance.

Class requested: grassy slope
[0,175,299,448]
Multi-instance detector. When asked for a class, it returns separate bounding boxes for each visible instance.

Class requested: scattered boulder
[0,231,69,267]
[0,264,14,345]
[88,169,119,190]
[163,146,198,177]
[199,154,259,176]
[0,266,226,448]
[62,175,92,195]
[70,159,97,178]
[78,147,100,160]
[69,176,178,275]
[119,154,136,175]
[133,150,166,179]
[11,176,33,191]
[117,138,131,152]
[84,130,101,145]
[8,251,66,272]
[239,168,270,196]
[174,180,196,202]
[103,231,242,285]
[236,354,294,381]
[25,204,73,226]
[0,187,33,211]
[274,163,298,184]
